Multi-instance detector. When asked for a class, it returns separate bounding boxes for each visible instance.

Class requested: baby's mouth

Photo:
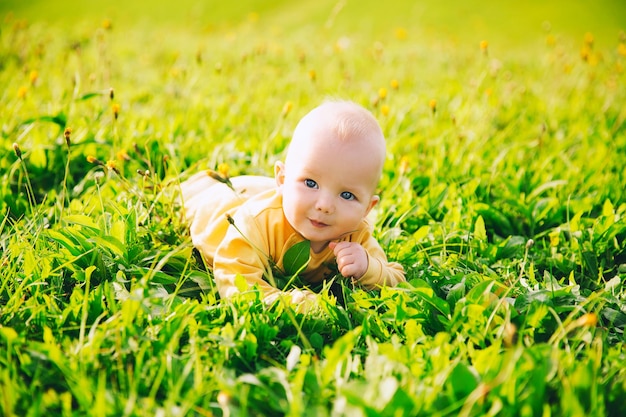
[309,218,329,228]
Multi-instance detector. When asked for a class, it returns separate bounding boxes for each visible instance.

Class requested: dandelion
[13,143,22,160]
[576,312,598,327]
[247,12,259,23]
[87,155,104,166]
[102,19,112,30]
[29,70,38,85]
[116,149,131,161]
[17,86,27,98]
[218,162,230,178]
[480,40,489,55]
[390,79,399,89]
[394,27,407,40]
[106,160,120,174]
[63,127,72,148]
[112,103,120,120]
[378,87,388,100]
[281,101,293,117]
[429,99,437,114]
[399,156,409,174]
[308,69,316,81]
[380,104,390,116]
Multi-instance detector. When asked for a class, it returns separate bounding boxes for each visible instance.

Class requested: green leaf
[283,240,310,276]
[447,363,479,399]
[20,113,67,129]
[76,91,106,101]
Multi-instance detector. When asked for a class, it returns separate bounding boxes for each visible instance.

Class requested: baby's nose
[315,194,334,213]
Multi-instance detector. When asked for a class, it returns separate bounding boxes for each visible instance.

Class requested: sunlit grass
[1,1,625,416]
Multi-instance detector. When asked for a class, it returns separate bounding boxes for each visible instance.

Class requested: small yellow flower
[112,103,120,120]
[218,162,230,178]
[546,34,556,47]
[480,40,489,55]
[399,156,409,174]
[102,19,112,30]
[429,99,437,113]
[381,104,390,116]
[575,312,598,328]
[281,101,293,117]
[308,69,316,81]
[247,12,259,23]
[29,70,38,85]
[584,32,594,47]
[390,79,399,89]
[17,86,28,98]
[617,43,626,57]
[378,87,387,100]
[13,143,22,159]
[394,27,408,40]
[63,127,72,148]
[87,155,104,166]
[106,160,120,174]
[117,149,131,161]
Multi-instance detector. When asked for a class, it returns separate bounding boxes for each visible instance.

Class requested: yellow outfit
[181,171,405,305]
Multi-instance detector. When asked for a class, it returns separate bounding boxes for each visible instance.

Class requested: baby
[181,100,405,308]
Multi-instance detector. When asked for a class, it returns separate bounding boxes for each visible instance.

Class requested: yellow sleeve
[352,226,406,290]
[213,205,319,310]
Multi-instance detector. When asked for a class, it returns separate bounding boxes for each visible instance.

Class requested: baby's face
[276,130,381,252]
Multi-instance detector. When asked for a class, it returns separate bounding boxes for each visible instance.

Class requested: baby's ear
[274,161,286,191]
[365,195,380,216]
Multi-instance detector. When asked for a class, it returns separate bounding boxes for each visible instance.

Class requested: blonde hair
[288,100,386,166]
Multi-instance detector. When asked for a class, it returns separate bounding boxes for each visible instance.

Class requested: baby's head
[275,100,387,250]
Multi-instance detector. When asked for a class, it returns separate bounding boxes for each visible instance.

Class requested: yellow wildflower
[480,40,489,54]
[63,127,72,148]
[429,99,437,113]
[112,103,120,120]
[378,87,387,100]
[399,156,409,174]
[87,155,104,166]
[218,163,230,178]
[390,79,399,89]
[13,143,22,159]
[281,101,293,117]
[394,27,407,40]
[17,86,27,98]
[29,70,38,85]
[576,312,598,327]
[381,104,389,116]
[308,69,316,81]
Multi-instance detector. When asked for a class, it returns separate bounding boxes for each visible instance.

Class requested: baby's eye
[304,179,318,189]
[340,191,355,201]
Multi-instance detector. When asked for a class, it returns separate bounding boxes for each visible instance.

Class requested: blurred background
[2,0,625,50]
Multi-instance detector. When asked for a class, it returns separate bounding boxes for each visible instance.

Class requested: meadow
[1,0,626,415]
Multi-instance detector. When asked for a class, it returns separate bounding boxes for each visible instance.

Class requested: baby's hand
[328,241,369,280]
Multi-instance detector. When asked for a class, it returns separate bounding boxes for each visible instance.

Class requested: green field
[1,1,626,415]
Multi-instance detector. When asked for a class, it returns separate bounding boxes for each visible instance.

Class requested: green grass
[1,1,626,416]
